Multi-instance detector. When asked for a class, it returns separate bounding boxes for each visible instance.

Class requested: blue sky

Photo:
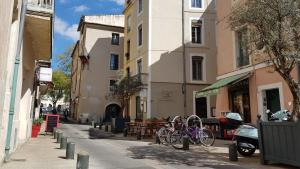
[53,0,125,69]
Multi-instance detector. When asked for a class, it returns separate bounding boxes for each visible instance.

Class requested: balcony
[27,0,54,14]
[132,73,148,87]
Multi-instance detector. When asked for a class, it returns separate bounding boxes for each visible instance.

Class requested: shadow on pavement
[126,145,245,169]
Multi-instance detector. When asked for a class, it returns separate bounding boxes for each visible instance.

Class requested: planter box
[257,117,300,167]
[31,125,41,138]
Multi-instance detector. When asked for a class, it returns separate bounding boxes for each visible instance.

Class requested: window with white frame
[192,56,203,81]
[127,15,131,32]
[191,0,202,8]
[110,54,119,70]
[111,33,120,45]
[191,19,203,44]
[138,0,143,13]
[236,29,249,67]
[138,24,143,46]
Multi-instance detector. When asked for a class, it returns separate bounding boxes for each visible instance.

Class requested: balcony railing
[27,0,54,13]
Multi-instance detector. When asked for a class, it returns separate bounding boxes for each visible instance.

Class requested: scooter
[233,110,291,156]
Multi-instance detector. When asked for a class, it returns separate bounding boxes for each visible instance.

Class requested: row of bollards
[53,128,89,169]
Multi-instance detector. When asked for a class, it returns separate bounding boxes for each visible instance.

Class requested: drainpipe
[182,0,187,116]
[5,0,27,161]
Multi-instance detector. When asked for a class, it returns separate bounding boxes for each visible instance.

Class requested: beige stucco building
[123,0,217,120]
[199,0,300,123]
[0,0,53,163]
[71,15,124,122]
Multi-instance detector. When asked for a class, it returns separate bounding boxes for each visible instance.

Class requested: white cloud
[74,5,90,12]
[106,0,125,6]
[54,16,79,41]
[59,0,67,4]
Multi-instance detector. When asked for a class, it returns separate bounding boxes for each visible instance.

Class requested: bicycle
[156,116,180,145]
[169,115,215,149]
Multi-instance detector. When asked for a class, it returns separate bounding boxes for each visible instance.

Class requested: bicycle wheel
[157,127,169,145]
[200,128,215,147]
[169,130,184,149]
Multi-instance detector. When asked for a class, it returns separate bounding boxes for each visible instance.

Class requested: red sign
[45,114,60,132]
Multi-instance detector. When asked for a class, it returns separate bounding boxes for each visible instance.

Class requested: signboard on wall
[38,67,52,82]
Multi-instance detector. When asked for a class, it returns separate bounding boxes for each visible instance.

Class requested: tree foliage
[110,71,143,117]
[46,70,71,106]
[229,0,300,118]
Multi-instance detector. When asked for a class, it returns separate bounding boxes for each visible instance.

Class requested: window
[111,33,120,45]
[138,24,143,46]
[126,40,131,60]
[137,59,142,74]
[127,15,131,32]
[192,56,203,81]
[110,54,119,70]
[191,19,202,44]
[138,0,143,13]
[109,80,117,91]
[191,0,202,8]
[236,29,249,67]
[126,67,130,77]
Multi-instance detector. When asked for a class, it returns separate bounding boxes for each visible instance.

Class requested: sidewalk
[1,126,77,169]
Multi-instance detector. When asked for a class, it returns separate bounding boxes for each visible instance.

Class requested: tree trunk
[278,72,300,118]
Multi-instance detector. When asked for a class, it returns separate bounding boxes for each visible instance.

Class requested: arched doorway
[104,104,121,122]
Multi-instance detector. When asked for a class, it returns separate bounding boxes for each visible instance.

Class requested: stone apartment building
[123,0,217,120]
[197,0,300,123]
[71,15,124,122]
[0,0,53,163]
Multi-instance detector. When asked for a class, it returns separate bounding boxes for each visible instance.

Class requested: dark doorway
[196,97,207,118]
[104,104,121,122]
[136,96,142,120]
[266,89,281,120]
[229,79,251,123]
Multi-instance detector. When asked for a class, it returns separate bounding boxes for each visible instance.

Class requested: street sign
[38,67,52,82]
[45,114,59,132]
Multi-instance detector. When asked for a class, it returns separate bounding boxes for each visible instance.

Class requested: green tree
[56,45,74,75]
[46,71,71,107]
[229,0,300,118]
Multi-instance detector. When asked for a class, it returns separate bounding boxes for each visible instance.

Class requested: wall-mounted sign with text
[38,67,52,82]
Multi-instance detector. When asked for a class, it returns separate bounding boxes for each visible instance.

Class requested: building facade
[0,0,53,163]
[123,0,217,120]
[71,15,124,122]
[201,0,300,123]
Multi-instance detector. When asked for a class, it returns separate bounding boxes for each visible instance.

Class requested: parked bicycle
[169,115,215,149]
[156,116,180,145]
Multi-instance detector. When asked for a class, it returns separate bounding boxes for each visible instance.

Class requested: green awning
[196,73,250,98]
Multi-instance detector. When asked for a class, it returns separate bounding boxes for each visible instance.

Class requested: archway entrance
[104,104,121,122]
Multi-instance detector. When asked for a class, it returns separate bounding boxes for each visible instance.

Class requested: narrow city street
[57,123,274,169]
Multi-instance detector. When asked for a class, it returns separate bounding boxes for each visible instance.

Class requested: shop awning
[196,73,251,98]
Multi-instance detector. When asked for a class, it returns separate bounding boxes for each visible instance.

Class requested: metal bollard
[91,121,95,128]
[76,151,89,169]
[54,130,58,139]
[155,134,160,144]
[105,124,108,132]
[183,135,189,150]
[60,136,68,149]
[53,127,57,136]
[66,142,75,159]
[123,128,128,137]
[136,130,142,140]
[99,124,102,130]
[229,143,238,161]
[57,132,63,143]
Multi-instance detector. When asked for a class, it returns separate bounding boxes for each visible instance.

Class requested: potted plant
[31,118,43,138]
